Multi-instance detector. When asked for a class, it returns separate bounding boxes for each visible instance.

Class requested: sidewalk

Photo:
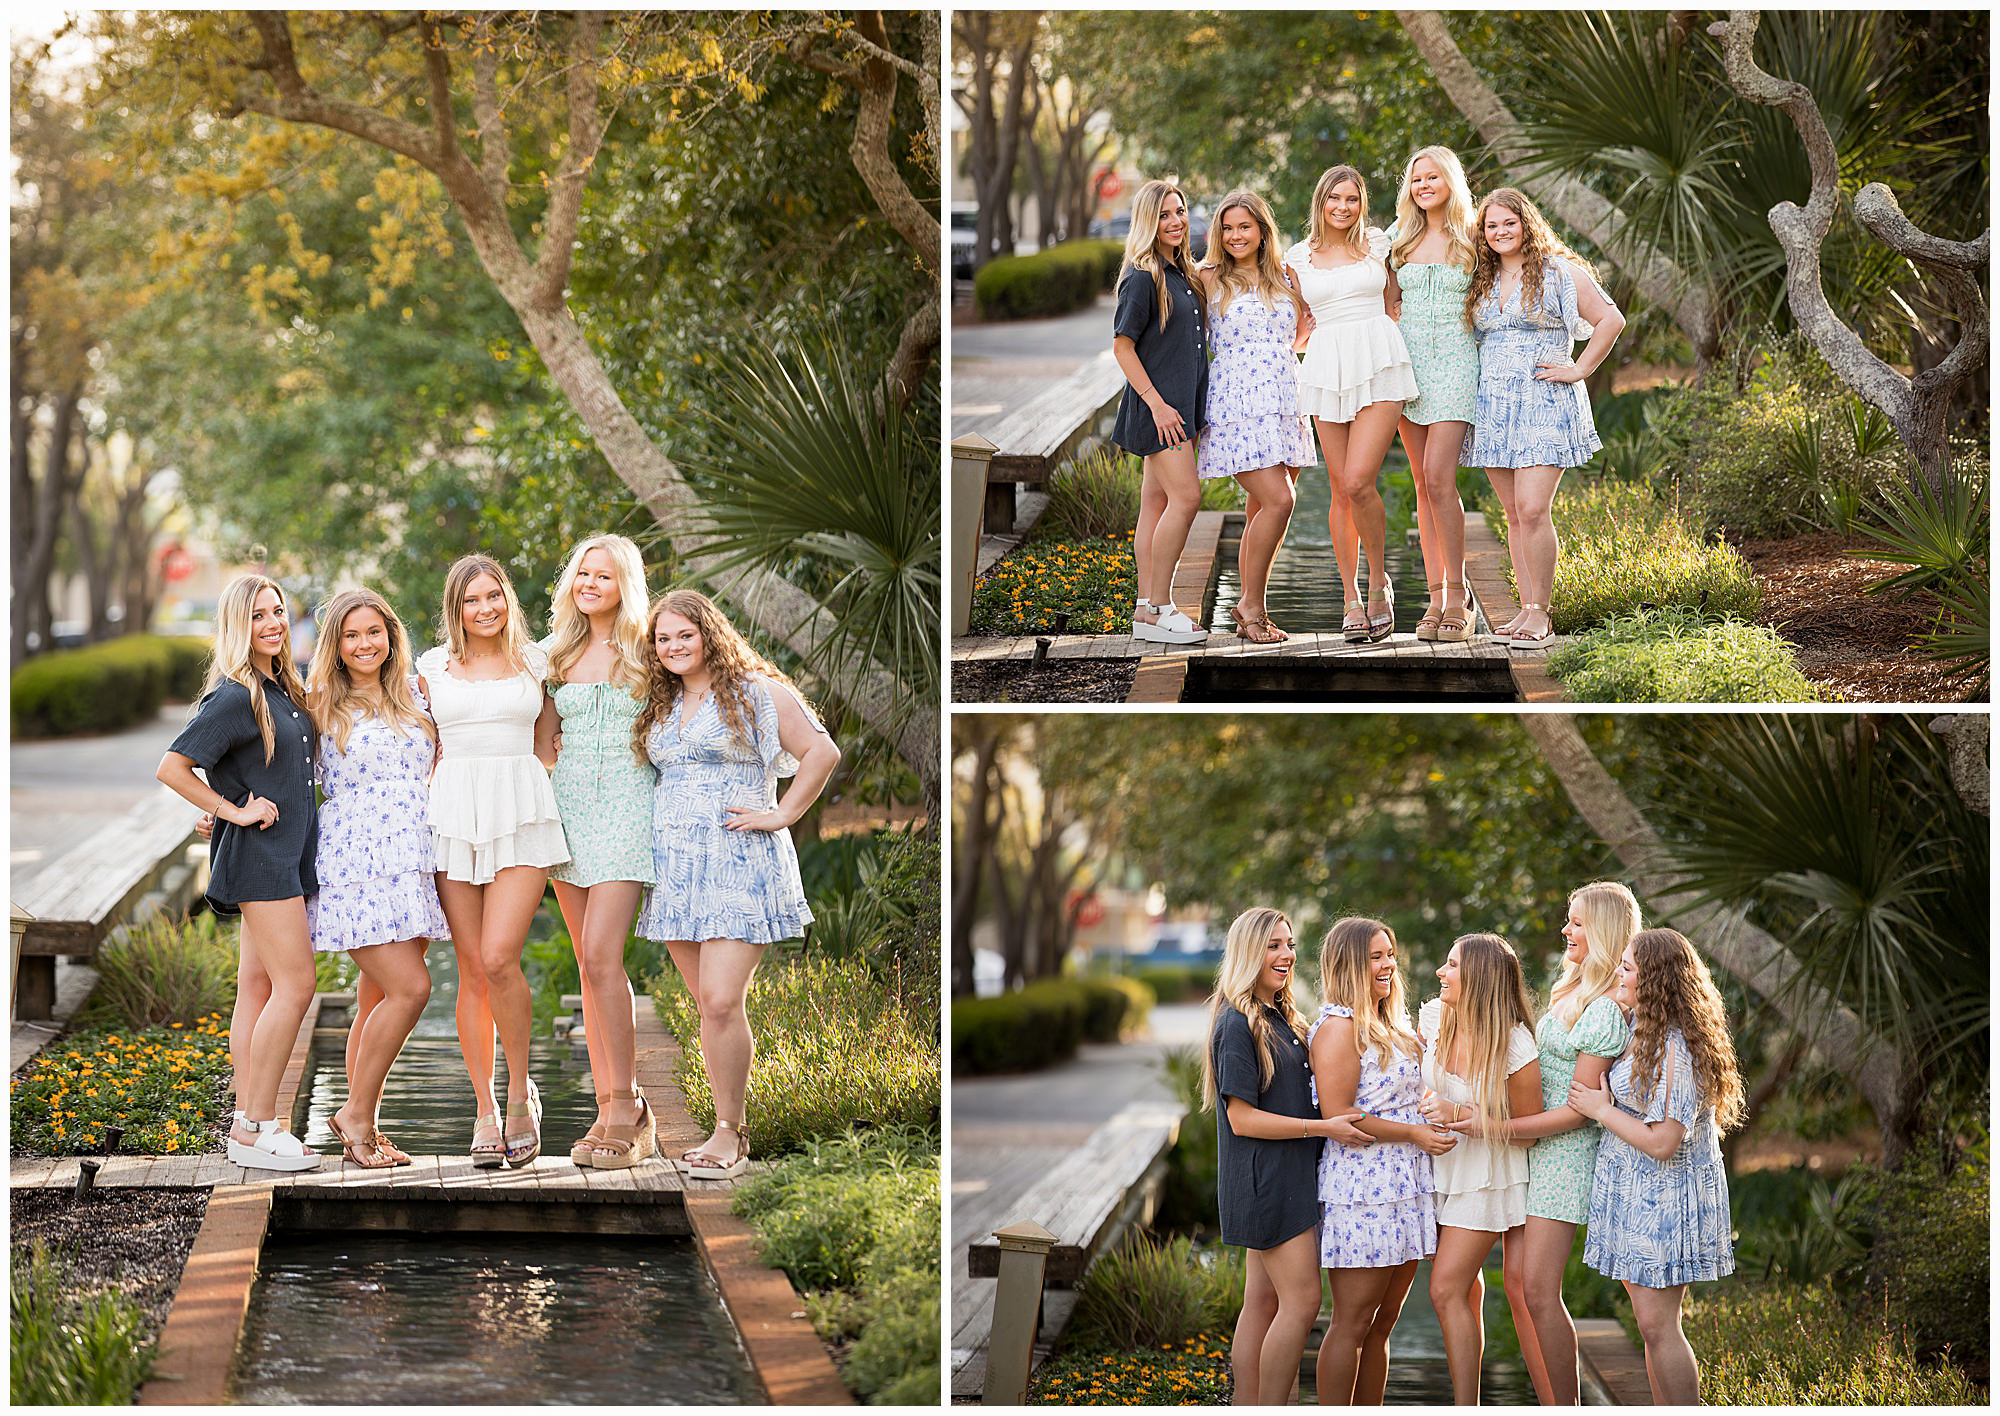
[11,705,189,895]
[951,295,1114,440]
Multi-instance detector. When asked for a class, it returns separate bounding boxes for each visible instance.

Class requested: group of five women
[1115,146,1625,650]
[1205,883,1741,1406]
[157,537,840,1177]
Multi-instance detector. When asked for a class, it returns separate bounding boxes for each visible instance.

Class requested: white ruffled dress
[416,643,570,886]
[1419,997,1536,1232]
[1286,232,1419,424]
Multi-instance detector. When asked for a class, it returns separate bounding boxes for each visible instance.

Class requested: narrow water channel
[1300,1258,1536,1405]
[230,1232,760,1405]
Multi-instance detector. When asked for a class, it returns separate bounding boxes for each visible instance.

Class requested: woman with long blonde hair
[300,588,441,1167]
[1202,907,1367,1405]
[1112,177,1211,645]
[1194,189,1315,644]
[1389,145,1482,644]
[1284,164,1419,644]
[157,574,322,1171]
[1307,918,1449,1405]
[1417,933,1544,1403]
[542,534,661,1168]
[419,553,569,1168]
[1569,928,1743,1404]
[633,589,840,1180]
[1462,187,1625,649]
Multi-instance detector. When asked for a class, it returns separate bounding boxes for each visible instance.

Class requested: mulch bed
[952,657,1138,704]
[1739,533,1980,703]
[10,1186,209,1343]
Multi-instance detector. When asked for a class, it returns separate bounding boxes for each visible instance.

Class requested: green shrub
[653,955,936,1154]
[12,636,173,738]
[1133,964,1211,1004]
[80,913,237,1030]
[1066,1232,1245,1351]
[1104,975,1155,1036]
[804,831,942,1029]
[974,241,1122,321]
[10,1243,161,1404]
[9,1015,233,1155]
[1547,606,1822,703]
[1871,1147,1988,1367]
[841,1266,940,1405]
[1688,1279,1982,1404]
[160,636,212,700]
[1075,977,1135,1043]
[1153,1046,1220,1233]
[951,979,1092,1074]
[1857,467,1990,694]
[1043,445,1140,541]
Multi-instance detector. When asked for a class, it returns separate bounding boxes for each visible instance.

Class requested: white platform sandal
[227,1116,321,1173]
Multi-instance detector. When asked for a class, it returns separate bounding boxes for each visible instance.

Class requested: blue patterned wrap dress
[1462,258,1608,470]
[635,677,822,945]
[1583,1027,1735,1286]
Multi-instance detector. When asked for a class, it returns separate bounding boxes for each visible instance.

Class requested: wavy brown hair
[1200,906,1308,1110]
[1305,164,1371,261]
[1434,932,1537,1145]
[306,588,435,755]
[629,588,815,764]
[1200,189,1308,326]
[1464,186,1599,328]
[1317,916,1418,1070]
[1628,928,1745,1132]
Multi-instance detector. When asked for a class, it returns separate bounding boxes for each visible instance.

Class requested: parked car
[1086,200,1211,252]
[950,203,977,279]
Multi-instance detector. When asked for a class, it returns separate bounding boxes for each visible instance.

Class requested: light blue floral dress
[635,677,822,945]
[1526,995,1630,1224]
[1463,258,1609,469]
[1584,1027,1734,1286]
[1394,262,1479,426]
[1307,1004,1437,1267]
[1195,286,1316,480]
[305,681,449,954]
[547,674,657,888]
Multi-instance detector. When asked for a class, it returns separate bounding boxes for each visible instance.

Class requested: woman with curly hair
[1462,187,1625,649]
[1568,927,1744,1405]
[1202,907,1367,1405]
[632,588,840,1180]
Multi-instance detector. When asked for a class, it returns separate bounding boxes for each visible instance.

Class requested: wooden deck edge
[1576,1316,1652,1405]
[1464,510,1572,703]
[135,1186,272,1405]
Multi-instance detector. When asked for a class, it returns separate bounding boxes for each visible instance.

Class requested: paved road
[11,705,189,893]
[951,294,1117,439]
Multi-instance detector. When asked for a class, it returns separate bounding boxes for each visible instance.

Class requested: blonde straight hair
[545,533,652,695]
[1201,189,1308,324]
[1434,932,1537,1146]
[203,573,308,765]
[1390,145,1478,276]
[1318,916,1420,1070]
[1120,176,1195,333]
[439,553,531,672]
[1549,881,1641,1027]
[1199,906,1307,1111]
[306,588,435,756]
[1305,163,1371,261]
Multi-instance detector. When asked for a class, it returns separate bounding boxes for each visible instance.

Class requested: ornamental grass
[1688,1279,1982,1404]
[9,1015,232,1156]
[970,534,1136,636]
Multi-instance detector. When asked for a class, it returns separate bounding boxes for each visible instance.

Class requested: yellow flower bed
[9,1015,233,1155]
[970,533,1137,636]
[1027,1335,1233,1405]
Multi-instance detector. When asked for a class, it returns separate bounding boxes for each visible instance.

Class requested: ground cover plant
[10,1242,162,1404]
[732,1126,940,1405]
[1547,606,1823,703]
[970,533,1138,637]
[9,1015,232,1155]
[1026,1338,1233,1405]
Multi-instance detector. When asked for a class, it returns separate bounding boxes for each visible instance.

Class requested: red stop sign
[159,544,195,582]
[1097,169,1123,201]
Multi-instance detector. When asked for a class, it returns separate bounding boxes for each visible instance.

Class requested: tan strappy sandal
[1415,581,1445,642]
[587,1088,658,1171]
[1434,581,1475,644]
[571,1093,611,1166]
[1341,598,1371,644]
[470,1111,505,1170]
[681,1118,750,1182]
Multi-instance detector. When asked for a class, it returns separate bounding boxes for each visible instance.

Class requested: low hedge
[1547,606,1822,703]
[11,635,211,738]
[974,240,1123,321]
[953,979,1092,1074]
[1133,964,1212,1004]
[1870,1148,1988,1368]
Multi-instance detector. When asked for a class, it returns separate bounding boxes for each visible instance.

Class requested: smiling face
[571,546,621,619]
[1323,178,1363,231]
[1482,201,1523,258]
[337,605,390,684]
[1612,941,1638,1009]
[1217,204,1261,265]
[1409,156,1446,211]
[1156,190,1189,253]
[1436,941,1462,1004]
[249,587,289,666]
[1255,917,1296,1003]
[1367,930,1397,1000]
[653,608,705,680]
[461,573,508,640]
[1561,901,1590,964]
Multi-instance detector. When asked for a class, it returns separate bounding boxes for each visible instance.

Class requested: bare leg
[1316,418,1360,607]
[334,938,430,1137]
[230,899,316,1145]
[1357,1258,1420,1404]
[1502,1225,1551,1404]
[1508,465,1565,641]
[474,865,548,1111]
[230,917,272,1110]
[1430,1224,1501,1406]
[1419,420,1471,623]
[554,880,609,1133]
[1483,468,1526,635]
[1340,400,1406,618]
[574,881,646,1129]
[1234,1247,1281,1406]
[437,875,498,1119]
[1624,1281,1699,1404]
[1521,1217,1581,1406]
[667,938,767,1159]
[1138,446,1205,617]
[1318,1263,1402,1406]
[1401,421,1444,622]
[1232,464,1297,623]
[344,969,384,1106]
[1252,1228,1323,1405]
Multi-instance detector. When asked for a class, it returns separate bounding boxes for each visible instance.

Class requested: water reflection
[1297,1259,1535,1406]
[230,1233,761,1405]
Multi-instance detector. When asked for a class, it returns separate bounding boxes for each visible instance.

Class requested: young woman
[1194,189,1315,644]
[303,589,443,1168]
[633,589,840,1180]
[1205,908,1367,1406]
[1417,933,1545,1405]
[542,534,659,1168]
[1446,882,1637,1404]
[1389,146,1481,644]
[1462,187,1626,649]
[1569,928,1743,1405]
[1285,165,1419,644]
[1112,177,1212,645]
[157,575,322,1172]
[1307,917,1449,1406]
[417,554,569,1168]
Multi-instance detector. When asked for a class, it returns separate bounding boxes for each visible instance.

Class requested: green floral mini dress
[1526,994,1631,1224]
[548,676,658,888]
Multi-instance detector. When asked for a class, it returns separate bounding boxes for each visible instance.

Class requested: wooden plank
[18,793,202,954]
[983,361,1127,483]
